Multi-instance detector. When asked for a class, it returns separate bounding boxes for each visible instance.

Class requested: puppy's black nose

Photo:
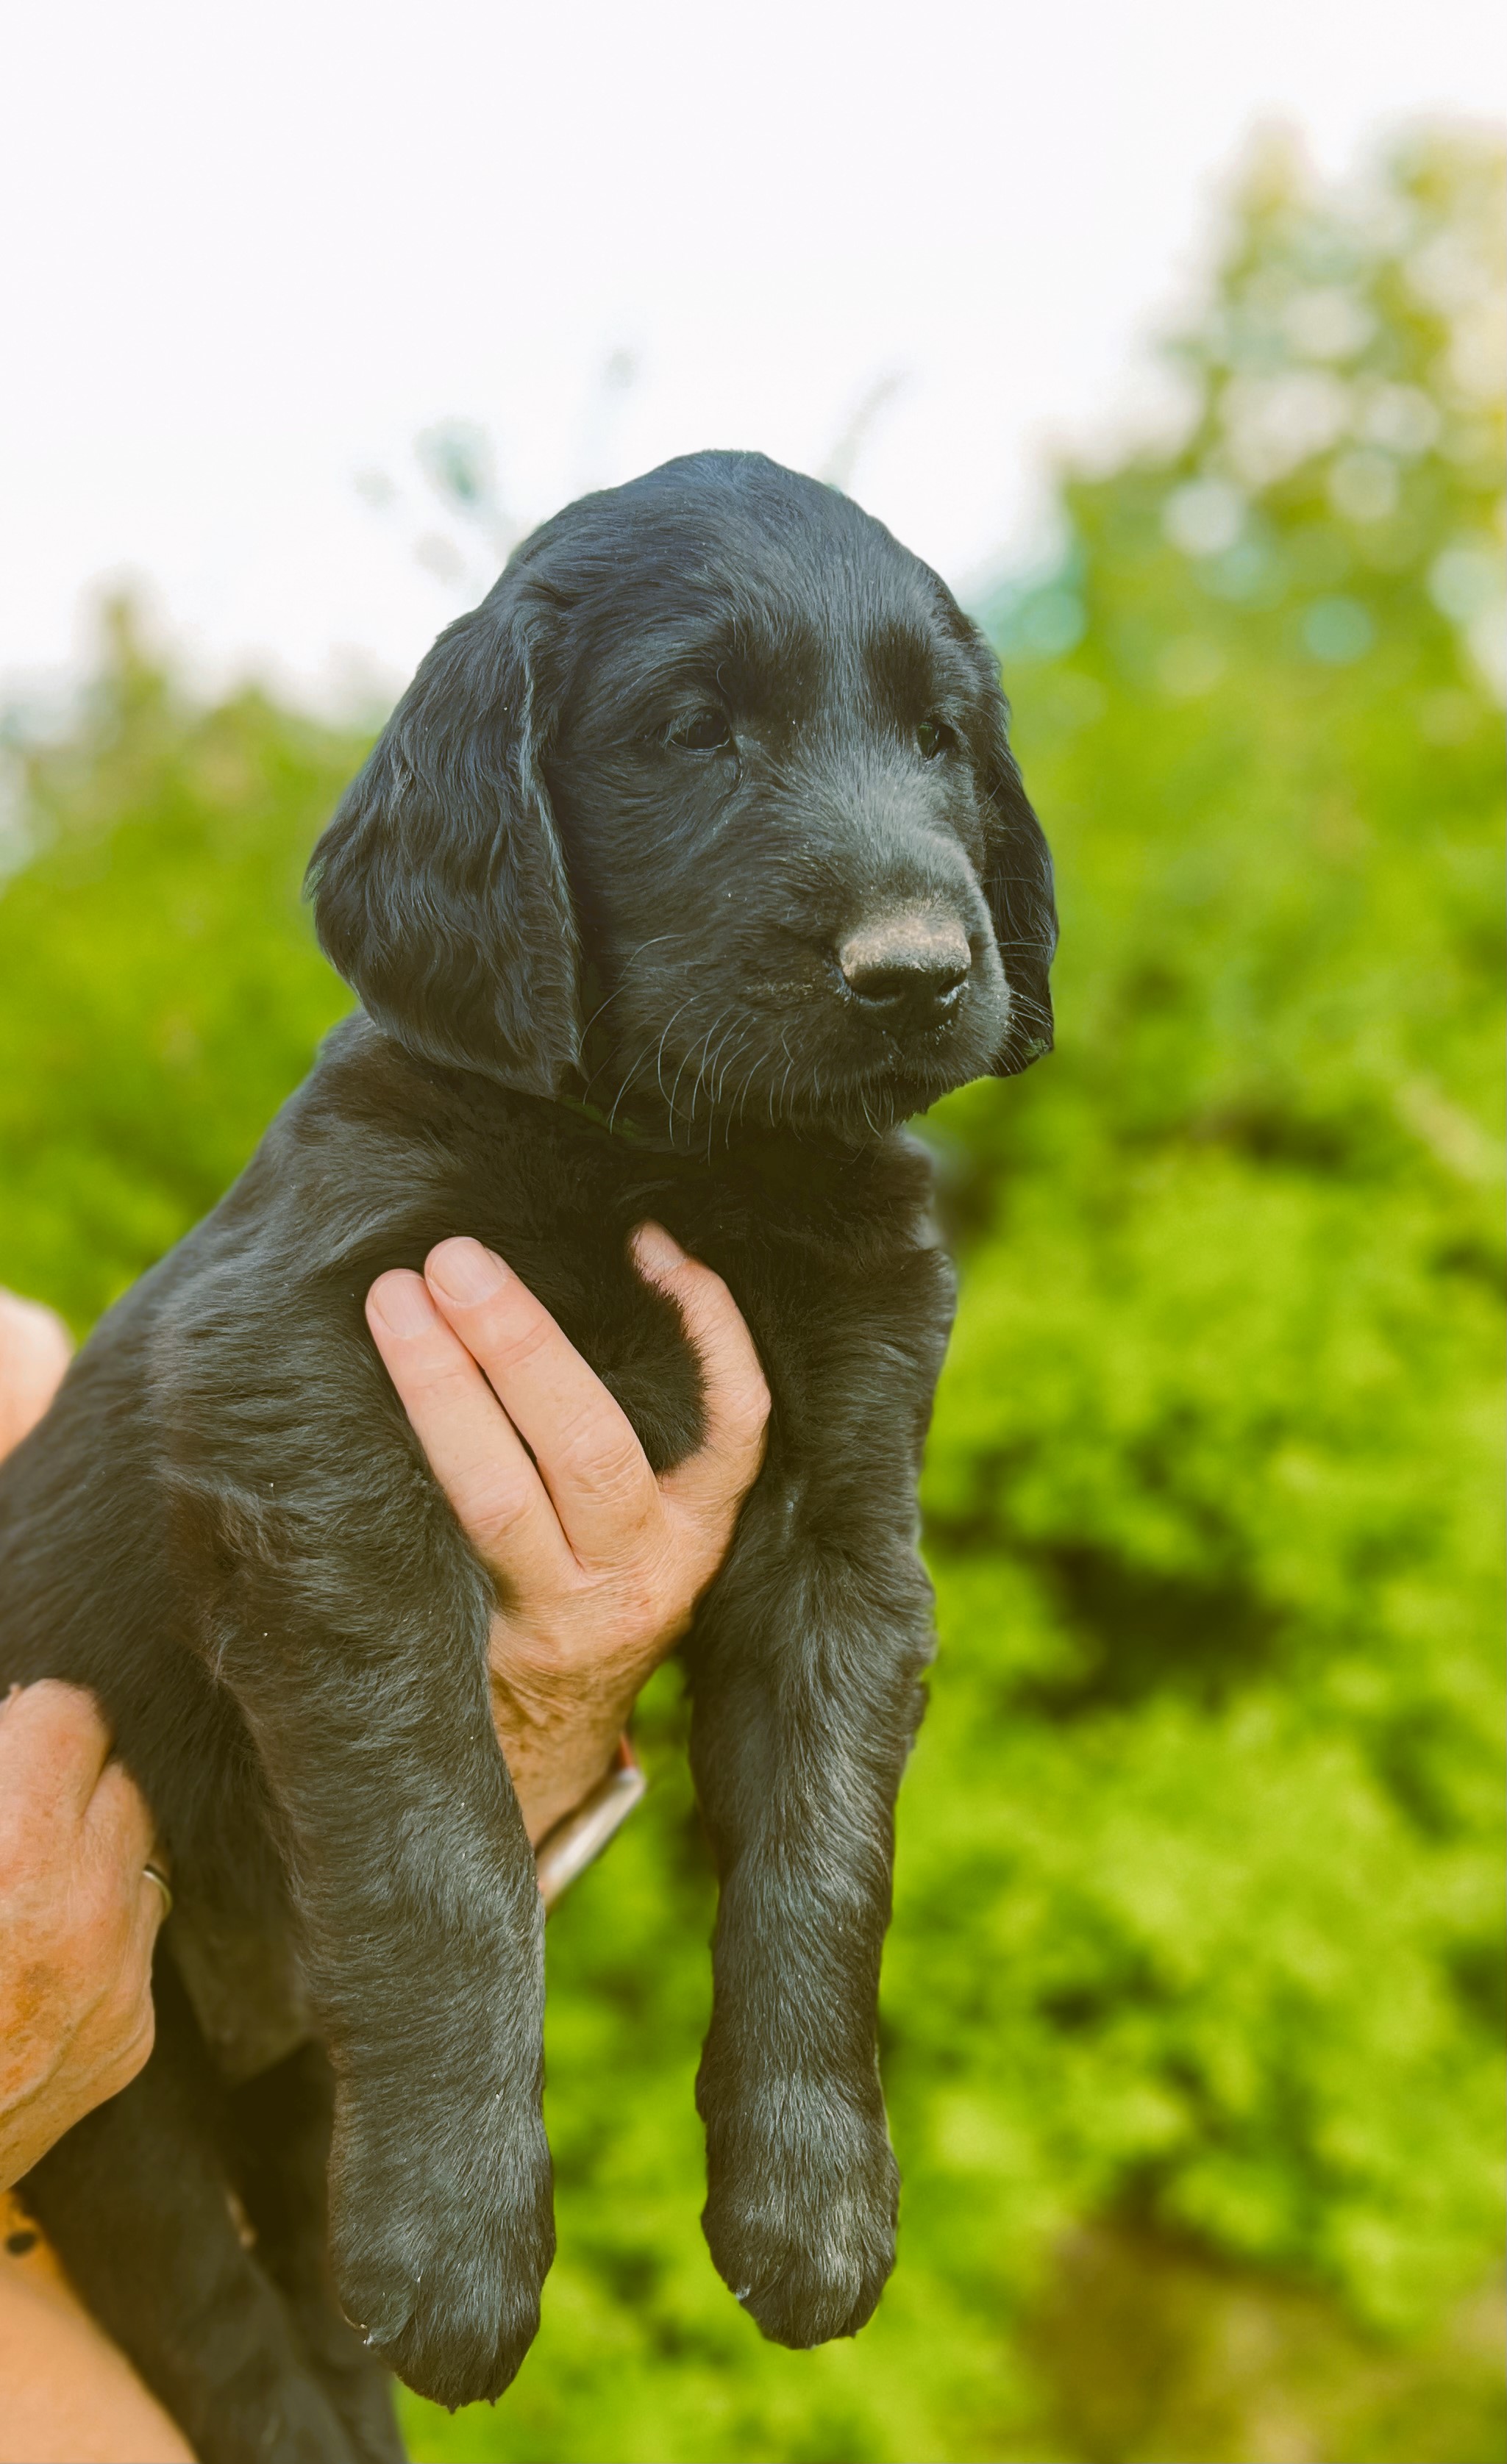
[837,914,972,1024]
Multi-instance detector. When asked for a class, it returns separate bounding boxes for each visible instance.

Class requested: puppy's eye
[669,710,733,752]
[916,717,952,760]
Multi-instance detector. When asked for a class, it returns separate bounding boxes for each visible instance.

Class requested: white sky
[2,0,1503,714]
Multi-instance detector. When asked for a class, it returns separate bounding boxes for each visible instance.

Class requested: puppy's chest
[455,1157,947,1482]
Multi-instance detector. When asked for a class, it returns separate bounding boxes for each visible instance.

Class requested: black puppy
[0,451,1055,2460]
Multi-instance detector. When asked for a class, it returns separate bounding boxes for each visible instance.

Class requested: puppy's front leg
[218,1574,552,2410]
[686,1483,934,2349]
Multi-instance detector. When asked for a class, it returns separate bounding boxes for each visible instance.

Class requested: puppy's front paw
[702,2087,899,2348]
[329,2104,555,2408]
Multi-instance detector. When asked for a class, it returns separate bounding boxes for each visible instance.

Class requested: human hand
[365,1224,769,1843]
[0,1291,72,1459]
[0,1684,168,2191]
[0,1297,166,2189]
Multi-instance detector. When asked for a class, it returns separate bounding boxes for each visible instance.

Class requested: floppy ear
[306,578,582,1095]
[978,700,1058,1078]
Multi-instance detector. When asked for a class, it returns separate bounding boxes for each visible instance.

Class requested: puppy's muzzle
[836,911,972,1029]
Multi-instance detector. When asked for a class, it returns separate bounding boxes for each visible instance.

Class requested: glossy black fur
[0,453,1055,2457]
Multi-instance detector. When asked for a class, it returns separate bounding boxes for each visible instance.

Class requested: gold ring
[143,1863,174,1920]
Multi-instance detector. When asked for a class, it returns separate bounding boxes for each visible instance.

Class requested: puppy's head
[310,451,1055,1145]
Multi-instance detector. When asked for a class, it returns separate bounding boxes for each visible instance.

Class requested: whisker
[697,1015,741,1126]
[602,1033,660,1129]
[671,1007,727,1125]
[708,1015,744,1107]
[777,1040,797,1125]
[649,995,699,1110]
[713,1028,756,1148]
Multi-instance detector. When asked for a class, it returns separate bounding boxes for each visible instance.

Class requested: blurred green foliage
[0,621,360,1322]
[0,127,1500,2464]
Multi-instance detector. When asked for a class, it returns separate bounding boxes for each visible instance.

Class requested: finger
[85,1766,168,2035]
[82,1757,157,1882]
[0,1680,115,1821]
[89,1874,162,2105]
[0,1290,73,1460]
[634,1226,770,1524]
[96,1972,157,2104]
[424,1240,662,1570]
[366,1272,574,1588]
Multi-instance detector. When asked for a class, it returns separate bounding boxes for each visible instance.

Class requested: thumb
[632,1226,769,1526]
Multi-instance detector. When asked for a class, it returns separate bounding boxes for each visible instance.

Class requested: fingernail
[427,1238,507,1305]
[368,1272,437,1338]
[633,1221,685,1278]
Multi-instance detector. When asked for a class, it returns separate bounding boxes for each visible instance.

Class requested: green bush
[915,118,1505,2329]
[1,126,1500,2464]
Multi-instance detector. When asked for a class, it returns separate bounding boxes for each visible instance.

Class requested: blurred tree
[0,604,362,1326]
[0,124,1500,2464]
[899,120,1504,2456]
